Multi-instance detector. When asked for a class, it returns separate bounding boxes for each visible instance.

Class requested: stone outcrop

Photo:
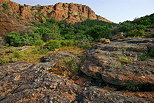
[0,0,111,35]
[0,51,153,102]
[81,38,154,91]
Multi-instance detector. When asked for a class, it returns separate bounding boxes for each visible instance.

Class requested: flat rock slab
[0,55,153,102]
[81,38,154,89]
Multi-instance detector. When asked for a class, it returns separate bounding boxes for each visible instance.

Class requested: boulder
[99,38,110,44]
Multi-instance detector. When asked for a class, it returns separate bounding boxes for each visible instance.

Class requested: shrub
[85,25,111,40]
[77,39,91,49]
[2,4,8,10]
[78,43,91,49]
[118,55,132,64]
[5,32,42,46]
[138,50,154,61]
[0,52,4,56]
[4,32,20,46]
[45,40,61,51]
[31,47,49,54]
[60,40,76,47]
[6,47,15,53]
[64,34,76,39]
[34,40,44,46]
[9,58,17,63]
[0,58,9,65]
[14,51,24,58]
[56,56,81,74]
[126,29,145,37]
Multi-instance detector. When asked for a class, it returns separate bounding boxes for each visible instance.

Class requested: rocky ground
[0,38,154,103]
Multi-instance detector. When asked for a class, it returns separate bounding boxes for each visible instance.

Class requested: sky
[11,0,154,23]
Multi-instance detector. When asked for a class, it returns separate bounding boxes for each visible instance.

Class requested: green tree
[126,29,145,37]
[2,4,8,10]
[85,25,111,40]
[4,32,20,46]
[43,24,62,41]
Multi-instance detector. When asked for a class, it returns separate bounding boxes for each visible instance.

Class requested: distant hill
[0,0,111,35]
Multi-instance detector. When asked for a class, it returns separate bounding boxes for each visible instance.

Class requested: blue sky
[11,0,154,23]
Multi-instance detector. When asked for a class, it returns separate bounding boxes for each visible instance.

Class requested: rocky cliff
[0,0,111,35]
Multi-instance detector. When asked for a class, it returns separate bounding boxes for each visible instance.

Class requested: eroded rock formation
[0,0,111,35]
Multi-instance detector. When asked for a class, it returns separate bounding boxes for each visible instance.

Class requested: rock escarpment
[0,0,111,35]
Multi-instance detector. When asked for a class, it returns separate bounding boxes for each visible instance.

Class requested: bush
[85,25,111,40]
[78,43,91,49]
[139,50,154,60]
[31,47,49,54]
[6,47,15,53]
[60,40,76,47]
[64,34,76,39]
[9,58,17,63]
[77,39,91,49]
[14,51,24,58]
[45,40,61,51]
[56,56,81,74]
[118,55,132,64]
[34,40,44,46]
[5,32,42,46]
[126,29,145,37]
[2,4,8,10]
[0,58,9,65]
[4,32,20,46]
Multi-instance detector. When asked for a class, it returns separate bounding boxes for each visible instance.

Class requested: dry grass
[0,46,85,65]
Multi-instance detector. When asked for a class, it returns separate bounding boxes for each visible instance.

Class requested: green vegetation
[118,55,132,64]
[138,50,154,61]
[4,18,114,48]
[118,51,133,64]
[2,4,9,10]
[4,32,41,46]
[45,40,61,51]
[85,25,111,40]
[49,55,86,76]
[14,51,24,58]
[2,13,154,65]
[56,56,80,74]
[112,13,154,37]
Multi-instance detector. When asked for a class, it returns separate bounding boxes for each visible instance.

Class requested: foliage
[126,29,145,37]
[4,32,41,46]
[31,47,49,54]
[45,40,61,51]
[0,58,9,65]
[60,40,76,47]
[77,39,91,49]
[2,4,9,10]
[34,40,44,46]
[7,47,15,53]
[138,50,154,61]
[85,25,111,40]
[14,51,24,58]
[118,53,132,64]
[112,13,154,37]
[55,56,81,75]
[34,24,61,41]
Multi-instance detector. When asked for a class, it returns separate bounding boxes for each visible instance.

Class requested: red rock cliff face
[0,0,111,35]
